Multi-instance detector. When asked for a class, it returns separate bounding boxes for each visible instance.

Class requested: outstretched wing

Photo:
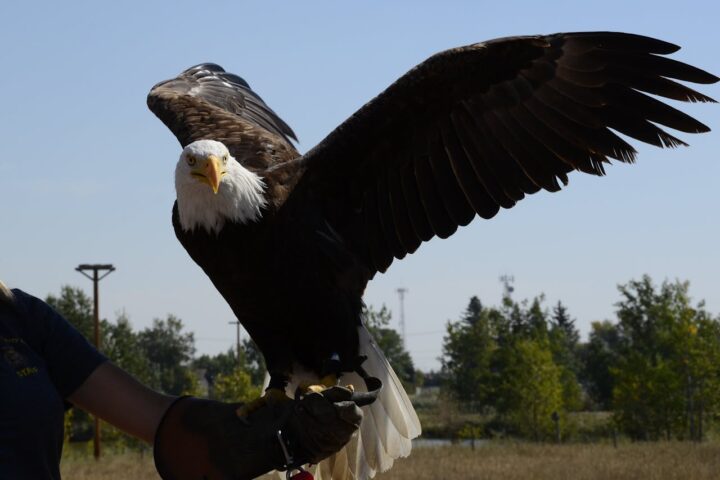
[147,63,299,171]
[284,32,717,275]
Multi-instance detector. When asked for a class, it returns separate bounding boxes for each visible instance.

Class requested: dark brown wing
[147,63,299,171]
[281,32,717,275]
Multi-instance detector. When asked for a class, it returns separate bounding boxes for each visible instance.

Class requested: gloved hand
[154,387,362,480]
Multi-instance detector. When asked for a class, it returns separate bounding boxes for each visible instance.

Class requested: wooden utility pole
[76,264,115,460]
[229,320,242,366]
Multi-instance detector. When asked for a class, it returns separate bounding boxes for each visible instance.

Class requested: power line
[405,329,445,337]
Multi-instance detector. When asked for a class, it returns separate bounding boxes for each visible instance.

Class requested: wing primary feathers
[531,91,639,164]
[483,109,564,192]
[375,169,407,260]
[608,67,717,103]
[595,50,719,84]
[604,84,712,133]
[399,158,435,242]
[522,97,616,167]
[560,32,681,55]
[440,116,502,219]
[427,130,476,227]
[492,109,576,183]
[412,152,458,239]
[556,63,609,87]
[386,166,423,256]
[533,83,603,129]
[459,102,539,203]
[509,103,611,174]
[363,183,393,273]
[600,105,689,148]
[256,31,713,275]
[540,73,606,107]
[470,102,562,194]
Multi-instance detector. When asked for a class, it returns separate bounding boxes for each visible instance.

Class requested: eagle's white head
[175,139,267,234]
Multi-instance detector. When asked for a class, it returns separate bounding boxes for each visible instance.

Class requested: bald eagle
[148,32,717,479]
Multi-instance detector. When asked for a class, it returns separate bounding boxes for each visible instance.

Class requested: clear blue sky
[1,1,718,371]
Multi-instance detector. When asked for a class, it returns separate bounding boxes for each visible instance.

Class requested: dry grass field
[61,442,720,479]
[376,442,720,480]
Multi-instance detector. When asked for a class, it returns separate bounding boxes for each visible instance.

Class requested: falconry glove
[154,386,362,480]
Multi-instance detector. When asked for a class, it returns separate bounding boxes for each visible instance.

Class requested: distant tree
[526,297,550,340]
[242,338,267,386]
[501,294,549,342]
[193,339,266,390]
[45,286,94,341]
[421,370,445,388]
[214,368,262,404]
[679,313,720,441]
[138,315,197,395]
[103,311,151,385]
[364,305,416,390]
[496,339,563,440]
[441,296,497,407]
[548,302,583,411]
[611,276,720,440]
[550,300,580,351]
[461,296,484,327]
[413,369,425,391]
[579,320,621,409]
[193,348,239,392]
[612,352,682,440]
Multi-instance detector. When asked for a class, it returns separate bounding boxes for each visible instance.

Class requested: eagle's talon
[235,387,291,417]
[305,384,327,394]
[299,373,348,395]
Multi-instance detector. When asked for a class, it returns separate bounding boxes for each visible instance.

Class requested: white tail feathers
[262,325,421,480]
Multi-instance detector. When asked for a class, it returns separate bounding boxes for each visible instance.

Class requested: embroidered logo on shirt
[0,340,39,377]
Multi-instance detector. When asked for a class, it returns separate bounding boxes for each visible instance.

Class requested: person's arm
[11,289,173,444]
[68,362,175,444]
[70,364,364,480]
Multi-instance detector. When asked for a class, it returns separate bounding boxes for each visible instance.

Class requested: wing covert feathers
[147,63,299,171]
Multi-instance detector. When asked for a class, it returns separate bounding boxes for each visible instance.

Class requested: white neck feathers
[175,161,267,234]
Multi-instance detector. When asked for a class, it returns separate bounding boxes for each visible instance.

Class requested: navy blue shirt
[0,289,107,479]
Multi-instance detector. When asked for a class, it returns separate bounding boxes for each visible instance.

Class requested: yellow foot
[235,387,291,417]
[299,374,354,395]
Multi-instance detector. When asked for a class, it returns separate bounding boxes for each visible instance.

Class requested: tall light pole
[396,288,408,348]
[75,263,115,460]
[499,274,515,299]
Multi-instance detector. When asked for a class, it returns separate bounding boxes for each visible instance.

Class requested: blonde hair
[0,280,14,304]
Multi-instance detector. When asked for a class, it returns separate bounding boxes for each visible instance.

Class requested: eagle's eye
[223,154,228,164]
[187,155,197,166]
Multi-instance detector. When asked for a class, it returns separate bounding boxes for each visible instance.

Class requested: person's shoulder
[10,288,39,304]
[8,289,54,314]
[2,289,65,344]
[0,289,39,343]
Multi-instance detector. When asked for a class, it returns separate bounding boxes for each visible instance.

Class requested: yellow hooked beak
[191,155,226,194]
